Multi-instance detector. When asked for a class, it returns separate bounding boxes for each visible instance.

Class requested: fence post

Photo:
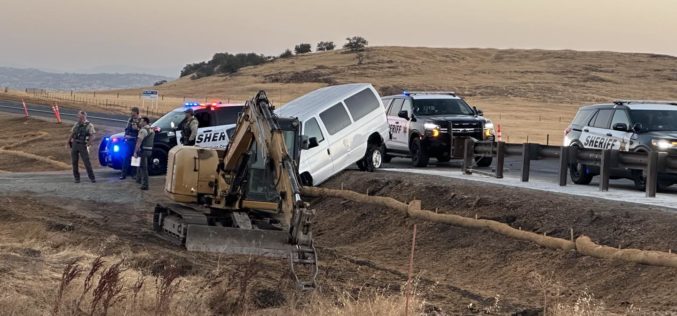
[463,138,475,175]
[521,143,531,182]
[546,134,550,146]
[646,151,658,198]
[600,149,611,191]
[496,141,505,179]
[558,146,569,186]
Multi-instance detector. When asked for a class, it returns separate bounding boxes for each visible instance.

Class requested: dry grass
[3,47,676,144]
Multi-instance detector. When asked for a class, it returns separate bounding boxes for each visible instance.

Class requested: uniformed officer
[134,117,155,190]
[120,107,141,179]
[68,111,96,183]
[180,108,199,145]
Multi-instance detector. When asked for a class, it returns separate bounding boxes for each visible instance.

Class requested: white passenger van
[276,83,390,186]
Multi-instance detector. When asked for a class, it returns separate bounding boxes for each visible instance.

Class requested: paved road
[0,99,128,128]
[383,154,677,195]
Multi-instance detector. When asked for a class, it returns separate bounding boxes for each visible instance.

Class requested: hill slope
[118,46,677,103]
[0,67,173,91]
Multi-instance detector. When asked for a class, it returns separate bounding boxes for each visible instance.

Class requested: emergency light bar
[613,100,677,106]
[403,91,457,96]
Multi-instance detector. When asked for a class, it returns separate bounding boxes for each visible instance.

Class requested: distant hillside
[114,46,677,105]
[0,67,173,91]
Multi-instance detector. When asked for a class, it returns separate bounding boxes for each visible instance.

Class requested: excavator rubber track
[153,203,318,289]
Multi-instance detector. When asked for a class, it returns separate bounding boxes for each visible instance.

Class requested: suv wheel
[570,162,593,185]
[357,144,383,172]
[475,156,493,168]
[149,148,168,176]
[410,137,429,167]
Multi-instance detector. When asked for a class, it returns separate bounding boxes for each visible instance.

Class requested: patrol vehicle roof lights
[113,145,120,153]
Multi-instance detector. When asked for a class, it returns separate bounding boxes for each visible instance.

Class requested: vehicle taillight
[564,126,572,136]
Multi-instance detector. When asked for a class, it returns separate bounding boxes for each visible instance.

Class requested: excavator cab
[154,91,317,289]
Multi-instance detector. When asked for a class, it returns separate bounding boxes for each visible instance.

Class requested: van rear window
[319,103,352,135]
[344,88,380,121]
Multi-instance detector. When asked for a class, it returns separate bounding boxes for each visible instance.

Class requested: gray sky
[1,0,676,76]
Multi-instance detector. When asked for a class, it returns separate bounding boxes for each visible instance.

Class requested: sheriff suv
[99,102,243,175]
[382,91,495,167]
[563,100,677,189]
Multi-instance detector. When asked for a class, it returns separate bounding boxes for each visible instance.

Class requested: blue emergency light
[403,90,410,96]
[113,145,120,153]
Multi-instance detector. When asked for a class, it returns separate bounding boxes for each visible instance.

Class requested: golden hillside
[75,47,677,143]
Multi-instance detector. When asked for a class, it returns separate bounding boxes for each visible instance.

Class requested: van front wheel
[357,144,383,172]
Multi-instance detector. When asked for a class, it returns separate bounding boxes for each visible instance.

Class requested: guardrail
[462,139,677,198]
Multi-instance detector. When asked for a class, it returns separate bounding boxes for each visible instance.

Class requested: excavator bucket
[184,225,292,258]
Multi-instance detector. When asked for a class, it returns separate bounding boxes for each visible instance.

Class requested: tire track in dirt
[0,131,70,170]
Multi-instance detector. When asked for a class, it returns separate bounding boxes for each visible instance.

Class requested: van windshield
[413,99,474,116]
[629,110,677,132]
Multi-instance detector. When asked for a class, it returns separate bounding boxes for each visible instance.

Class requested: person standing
[120,107,141,179]
[134,117,155,190]
[180,108,199,145]
[69,111,96,183]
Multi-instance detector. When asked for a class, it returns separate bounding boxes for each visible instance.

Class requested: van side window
[304,118,325,144]
[382,98,392,109]
[319,103,352,135]
[344,88,380,121]
[591,109,613,128]
[387,99,404,116]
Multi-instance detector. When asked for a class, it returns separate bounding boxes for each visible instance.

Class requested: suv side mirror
[301,136,319,150]
[473,106,483,116]
[397,110,409,120]
[612,123,628,132]
[631,123,643,133]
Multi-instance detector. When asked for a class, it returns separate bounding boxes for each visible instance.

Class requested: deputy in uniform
[68,111,96,183]
[120,107,141,179]
[134,117,155,190]
[180,108,199,145]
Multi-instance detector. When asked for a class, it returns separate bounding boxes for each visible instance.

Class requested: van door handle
[606,133,613,137]
[326,148,330,155]
[583,129,589,132]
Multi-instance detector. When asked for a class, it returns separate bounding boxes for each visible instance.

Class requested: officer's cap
[184,108,194,114]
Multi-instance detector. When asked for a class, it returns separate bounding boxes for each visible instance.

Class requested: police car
[99,102,244,175]
[382,91,495,167]
[563,100,677,189]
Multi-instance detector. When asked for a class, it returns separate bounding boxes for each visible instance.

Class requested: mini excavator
[153,91,317,289]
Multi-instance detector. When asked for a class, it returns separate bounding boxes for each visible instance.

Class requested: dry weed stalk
[529,271,563,315]
[52,259,82,316]
[130,274,146,310]
[154,265,181,316]
[90,260,125,316]
[76,256,104,312]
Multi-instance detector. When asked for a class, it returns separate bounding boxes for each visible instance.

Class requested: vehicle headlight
[652,139,675,150]
[483,120,495,137]
[424,122,440,130]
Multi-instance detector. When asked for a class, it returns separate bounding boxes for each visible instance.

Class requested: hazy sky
[1,0,676,76]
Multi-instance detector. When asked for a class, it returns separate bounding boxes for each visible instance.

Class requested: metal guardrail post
[521,143,531,182]
[558,146,569,186]
[646,151,658,198]
[496,141,505,178]
[463,138,474,175]
[600,149,611,191]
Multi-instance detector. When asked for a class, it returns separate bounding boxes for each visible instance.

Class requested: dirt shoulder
[0,115,116,172]
[312,171,677,314]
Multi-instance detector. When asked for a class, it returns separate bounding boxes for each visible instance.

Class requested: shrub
[343,36,368,52]
[294,43,312,54]
[280,49,294,58]
[317,41,336,51]
[180,53,268,79]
